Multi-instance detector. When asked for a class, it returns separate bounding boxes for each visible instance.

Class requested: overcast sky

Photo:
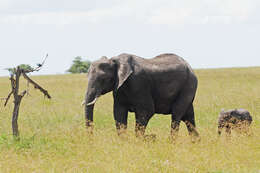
[0,0,259,76]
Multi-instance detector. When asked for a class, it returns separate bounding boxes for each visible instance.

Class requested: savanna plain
[0,67,259,173]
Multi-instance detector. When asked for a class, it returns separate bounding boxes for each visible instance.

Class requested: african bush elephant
[218,109,252,135]
[84,53,199,139]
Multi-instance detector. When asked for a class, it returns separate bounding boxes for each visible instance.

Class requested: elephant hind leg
[182,104,200,139]
[170,74,198,140]
[171,94,197,140]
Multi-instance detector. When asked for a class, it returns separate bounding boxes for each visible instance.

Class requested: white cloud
[0,0,259,25]
[147,0,260,25]
[0,0,11,9]
[0,11,106,25]
[0,6,132,25]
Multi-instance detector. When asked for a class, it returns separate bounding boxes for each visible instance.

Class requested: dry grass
[0,67,259,173]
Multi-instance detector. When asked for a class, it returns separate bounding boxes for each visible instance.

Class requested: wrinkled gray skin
[85,53,199,139]
[218,109,252,135]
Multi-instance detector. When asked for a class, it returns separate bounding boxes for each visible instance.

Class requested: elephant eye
[99,63,112,72]
[99,76,107,82]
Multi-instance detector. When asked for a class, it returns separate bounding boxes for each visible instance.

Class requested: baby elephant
[218,109,252,135]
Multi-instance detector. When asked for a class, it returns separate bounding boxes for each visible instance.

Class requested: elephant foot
[169,135,178,144]
[86,128,93,135]
[191,135,201,143]
[118,132,129,141]
[86,121,94,135]
[144,134,156,142]
[189,130,200,143]
[117,129,128,138]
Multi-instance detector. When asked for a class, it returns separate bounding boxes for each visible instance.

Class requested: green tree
[67,56,91,74]
[6,64,34,75]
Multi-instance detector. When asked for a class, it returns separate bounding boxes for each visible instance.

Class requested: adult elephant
[84,53,199,139]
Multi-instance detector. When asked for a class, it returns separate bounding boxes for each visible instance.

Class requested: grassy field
[0,67,259,173]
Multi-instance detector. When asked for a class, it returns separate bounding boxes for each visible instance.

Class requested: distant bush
[67,56,91,74]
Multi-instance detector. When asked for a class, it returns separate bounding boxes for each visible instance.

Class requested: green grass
[0,67,259,173]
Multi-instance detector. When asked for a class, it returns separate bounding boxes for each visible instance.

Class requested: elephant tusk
[86,97,98,106]
[81,100,86,106]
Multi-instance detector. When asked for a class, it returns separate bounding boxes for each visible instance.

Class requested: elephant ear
[114,55,133,90]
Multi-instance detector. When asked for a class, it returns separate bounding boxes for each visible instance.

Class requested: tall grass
[0,68,259,172]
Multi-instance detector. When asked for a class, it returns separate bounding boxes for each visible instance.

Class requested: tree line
[6,56,91,75]
[67,56,91,74]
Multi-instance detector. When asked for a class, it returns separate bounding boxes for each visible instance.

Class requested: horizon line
[0,65,259,78]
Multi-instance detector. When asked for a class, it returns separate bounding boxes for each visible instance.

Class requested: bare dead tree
[2,54,51,139]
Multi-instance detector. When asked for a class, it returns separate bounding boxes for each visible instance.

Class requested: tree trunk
[11,69,22,139]
[12,95,22,138]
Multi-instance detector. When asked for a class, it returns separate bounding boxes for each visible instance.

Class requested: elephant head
[84,55,133,130]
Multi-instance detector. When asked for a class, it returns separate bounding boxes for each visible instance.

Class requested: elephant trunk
[85,89,98,132]
[85,104,94,129]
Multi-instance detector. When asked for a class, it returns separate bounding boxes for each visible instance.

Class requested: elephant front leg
[135,113,152,138]
[135,121,146,137]
[218,124,224,136]
[225,125,231,135]
[113,103,128,136]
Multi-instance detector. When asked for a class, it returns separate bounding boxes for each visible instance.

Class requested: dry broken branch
[1,75,15,107]
[20,90,27,97]
[4,90,13,107]
[22,72,51,99]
